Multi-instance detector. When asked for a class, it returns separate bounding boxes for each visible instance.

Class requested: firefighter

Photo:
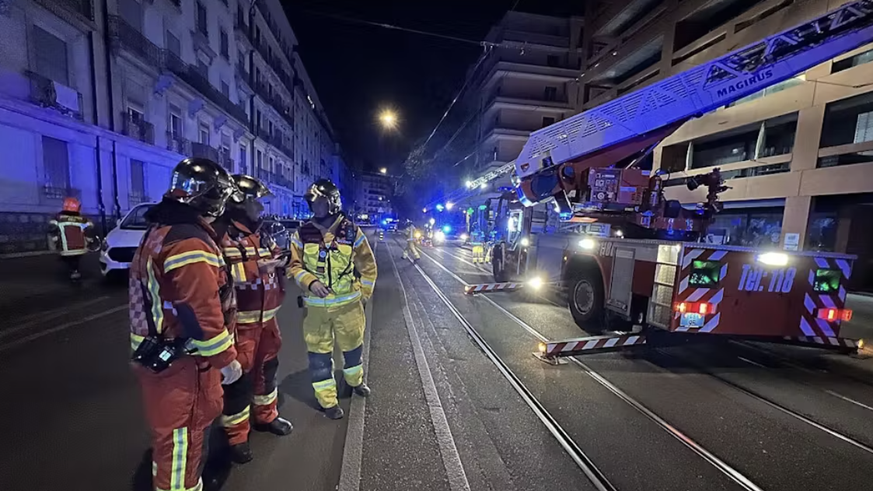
[402,220,421,262]
[129,158,243,491]
[219,175,293,464]
[287,179,377,420]
[48,197,95,281]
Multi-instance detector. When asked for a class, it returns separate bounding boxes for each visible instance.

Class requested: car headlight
[460,233,468,241]
[528,276,544,290]
[434,231,446,242]
[101,239,109,252]
[520,237,530,247]
[579,238,596,250]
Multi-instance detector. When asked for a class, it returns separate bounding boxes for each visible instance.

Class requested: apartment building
[0,0,346,253]
[459,12,584,191]
[578,0,873,288]
[355,172,394,222]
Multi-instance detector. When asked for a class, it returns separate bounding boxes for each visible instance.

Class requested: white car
[99,203,155,277]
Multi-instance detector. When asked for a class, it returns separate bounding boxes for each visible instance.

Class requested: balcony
[109,16,163,69]
[25,70,83,120]
[121,112,155,144]
[165,52,248,124]
[254,81,294,127]
[218,148,235,171]
[191,141,220,161]
[167,132,191,154]
[34,0,93,22]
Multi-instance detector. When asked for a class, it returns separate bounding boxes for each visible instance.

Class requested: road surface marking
[0,296,111,339]
[737,356,767,368]
[388,249,471,491]
[825,390,873,413]
[0,305,127,352]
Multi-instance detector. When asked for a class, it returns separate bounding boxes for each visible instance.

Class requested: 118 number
[738,264,796,293]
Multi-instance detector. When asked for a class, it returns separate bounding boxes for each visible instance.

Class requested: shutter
[33,26,68,85]
[119,0,143,32]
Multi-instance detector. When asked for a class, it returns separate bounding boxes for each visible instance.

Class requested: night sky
[284,1,584,173]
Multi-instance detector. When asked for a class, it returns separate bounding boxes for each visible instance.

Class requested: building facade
[0,0,348,254]
[355,172,394,223]
[577,0,873,287]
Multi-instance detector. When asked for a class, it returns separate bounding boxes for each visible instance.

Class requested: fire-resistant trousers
[221,319,283,444]
[402,240,420,260]
[302,300,365,409]
[137,357,223,491]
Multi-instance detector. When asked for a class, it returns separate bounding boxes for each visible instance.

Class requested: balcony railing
[167,132,191,155]
[34,0,93,21]
[43,185,81,201]
[165,52,248,124]
[191,141,220,161]
[129,192,151,206]
[218,148,235,171]
[109,16,164,68]
[254,81,293,127]
[25,70,83,120]
[121,112,155,144]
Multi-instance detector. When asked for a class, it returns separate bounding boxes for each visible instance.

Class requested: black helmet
[304,179,342,214]
[165,158,238,217]
[230,174,273,204]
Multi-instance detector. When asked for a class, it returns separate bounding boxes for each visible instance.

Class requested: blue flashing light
[442,225,451,233]
[559,212,573,221]
[436,204,445,212]
[381,219,388,226]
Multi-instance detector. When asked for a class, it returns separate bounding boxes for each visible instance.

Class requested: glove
[220,360,242,385]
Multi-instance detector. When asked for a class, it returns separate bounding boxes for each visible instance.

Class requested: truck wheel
[492,243,509,283]
[568,269,604,334]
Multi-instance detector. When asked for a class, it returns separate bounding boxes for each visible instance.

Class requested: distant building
[0,0,345,253]
[355,172,394,222]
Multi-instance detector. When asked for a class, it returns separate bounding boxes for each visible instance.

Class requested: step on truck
[473,0,873,359]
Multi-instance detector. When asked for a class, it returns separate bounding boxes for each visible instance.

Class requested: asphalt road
[2,238,873,491]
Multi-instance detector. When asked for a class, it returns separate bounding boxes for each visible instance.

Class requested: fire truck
[475,0,873,359]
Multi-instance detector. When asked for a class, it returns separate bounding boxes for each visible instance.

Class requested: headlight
[415,232,422,239]
[434,231,446,242]
[460,233,468,241]
[101,239,109,252]
[520,237,530,247]
[579,238,596,250]
[528,277,544,290]
[757,252,788,266]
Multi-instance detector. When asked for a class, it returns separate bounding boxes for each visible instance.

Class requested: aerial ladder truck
[471,0,873,359]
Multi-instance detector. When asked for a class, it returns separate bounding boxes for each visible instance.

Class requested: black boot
[228,442,253,464]
[255,417,293,436]
[324,406,344,420]
[352,383,371,397]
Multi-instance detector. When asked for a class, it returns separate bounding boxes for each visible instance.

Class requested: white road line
[825,390,873,413]
[0,296,111,339]
[388,247,471,491]
[426,252,763,491]
[737,356,766,368]
[0,305,127,352]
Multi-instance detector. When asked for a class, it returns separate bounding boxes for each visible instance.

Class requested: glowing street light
[445,202,454,210]
[379,167,387,174]
[379,110,398,129]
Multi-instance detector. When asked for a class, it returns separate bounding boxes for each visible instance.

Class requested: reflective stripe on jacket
[129,219,237,368]
[221,220,284,327]
[287,215,377,307]
[49,213,92,256]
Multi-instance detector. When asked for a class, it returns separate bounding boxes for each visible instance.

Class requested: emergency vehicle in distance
[476,0,873,359]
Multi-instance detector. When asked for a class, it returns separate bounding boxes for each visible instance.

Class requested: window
[547,55,560,67]
[256,149,263,170]
[32,26,68,85]
[542,116,556,128]
[167,31,181,57]
[221,80,229,97]
[197,60,209,78]
[42,136,70,191]
[821,92,873,147]
[169,105,183,138]
[544,86,558,101]
[220,29,229,58]
[238,50,246,69]
[127,106,144,126]
[199,122,210,144]
[130,159,146,201]
[239,144,247,173]
[832,48,873,73]
[119,0,143,31]
[196,2,208,36]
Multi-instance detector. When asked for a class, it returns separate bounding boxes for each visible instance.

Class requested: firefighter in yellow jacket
[288,179,377,420]
[402,220,420,262]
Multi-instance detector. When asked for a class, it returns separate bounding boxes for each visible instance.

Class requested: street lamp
[446,202,454,210]
[379,167,387,174]
[379,110,397,129]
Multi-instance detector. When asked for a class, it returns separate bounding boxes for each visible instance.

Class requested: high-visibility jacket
[288,215,377,308]
[221,220,285,327]
[406,226,418,241]
[48,212,93,256]
[129,218,237,368]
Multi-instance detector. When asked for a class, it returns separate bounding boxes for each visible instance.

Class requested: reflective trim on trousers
[171,427,189,490]
[237,306,281,324]
[156,478,203,491]
[220,406,251,427]
[303,290,361,308]
[252,388,278,406]
[189,329,233,356]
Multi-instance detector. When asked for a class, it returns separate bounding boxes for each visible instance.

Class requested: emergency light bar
[816,308,853,322]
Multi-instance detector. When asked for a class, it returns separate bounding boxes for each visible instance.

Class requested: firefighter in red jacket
[219,175,293,463]
[48,197,95,281]
[129,158,243,491]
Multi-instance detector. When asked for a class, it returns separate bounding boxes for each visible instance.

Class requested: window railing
[109,16,164,68]
[129,192,151,205]
[25,70,83,120]
[166,131,191,154]
[191,141,220,161]
[121,112,155,144]
[218,148,235,171]
[165,52,248,123]
[34,0,93,21]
